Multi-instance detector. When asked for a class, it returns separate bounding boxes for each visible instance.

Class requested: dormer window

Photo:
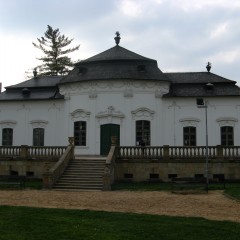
[205,83,214,92]
[137,65,146,72]
[22,88,31,97]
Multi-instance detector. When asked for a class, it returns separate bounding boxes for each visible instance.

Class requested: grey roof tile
[0,76,64,101]
[6,76,63,88]
[165,72,236,84]
[60,45,168,84]
[81,45,155,62]
[1,45,239,100]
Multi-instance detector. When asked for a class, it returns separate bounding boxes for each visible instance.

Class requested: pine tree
[32,25,80,76]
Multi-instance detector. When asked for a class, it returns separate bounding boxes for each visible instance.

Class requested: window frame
[221,126,234,146]
[74,121,87,146]
[2,128,13,146]
[136,120,151,146]
[183,126,196,146]
[33,128,45,146]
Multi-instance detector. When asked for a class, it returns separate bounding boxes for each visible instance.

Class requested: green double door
[100,124,120,155]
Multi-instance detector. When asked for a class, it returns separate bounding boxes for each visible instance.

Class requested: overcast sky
[1,0,240,90]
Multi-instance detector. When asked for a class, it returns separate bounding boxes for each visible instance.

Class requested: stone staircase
[54,156,106,191]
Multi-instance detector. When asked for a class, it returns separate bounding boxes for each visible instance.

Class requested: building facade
[0,35,240,157]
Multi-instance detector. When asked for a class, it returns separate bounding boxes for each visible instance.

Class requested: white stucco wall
[1,79,240,156]
[0,100,66,146]
[163,97,240,146]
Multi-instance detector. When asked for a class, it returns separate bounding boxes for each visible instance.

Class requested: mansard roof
[164,72,240,97]
[1,39,239,100]
[165,72,236,84]
[6,76,62,89]
[0,76,64,101]
[83,45,155,62]
[60,45,169,84]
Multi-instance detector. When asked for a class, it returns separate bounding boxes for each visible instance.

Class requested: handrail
[103,145,116,190]
[42,144,74,188]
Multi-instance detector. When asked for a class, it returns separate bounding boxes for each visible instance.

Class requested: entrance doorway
[100,124,120,155]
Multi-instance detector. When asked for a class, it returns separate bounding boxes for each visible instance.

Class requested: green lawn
[224,184,240,200]
[0,179,42,190]
[0,206,239,240]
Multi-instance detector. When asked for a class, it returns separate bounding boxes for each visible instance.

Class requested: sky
[0,0,240,90]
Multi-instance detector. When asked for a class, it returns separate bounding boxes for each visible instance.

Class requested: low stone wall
[0,159,57,178]
[114,159,240,182]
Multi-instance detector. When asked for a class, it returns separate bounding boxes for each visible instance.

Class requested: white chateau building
[0,34,240,157]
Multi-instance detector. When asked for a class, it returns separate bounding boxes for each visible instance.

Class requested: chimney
[33,68,38,78]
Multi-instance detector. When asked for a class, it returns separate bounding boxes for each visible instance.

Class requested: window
[33,128,44,146]
[221,126,234,146]
[2,128,13,146]
[136,120,150,146]
[183,127,196,146]
[74,121,87,146]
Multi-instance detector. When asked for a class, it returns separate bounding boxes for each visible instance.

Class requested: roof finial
[206,62,211,72]
[114,31,121,45]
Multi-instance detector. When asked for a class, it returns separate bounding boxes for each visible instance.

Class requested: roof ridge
[78,45,155,63]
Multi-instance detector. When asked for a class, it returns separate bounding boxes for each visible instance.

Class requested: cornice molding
[131,107,155,120]
[70,109,91,120]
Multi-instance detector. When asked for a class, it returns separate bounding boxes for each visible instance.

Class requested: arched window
[74,121,87,146]
[183,126,196,146]
[221,126,234,146]
[33,128,44,146]
[2,128,13,146]
[136,120,150,146]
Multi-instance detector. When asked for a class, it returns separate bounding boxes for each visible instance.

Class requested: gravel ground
[0,190,239,223]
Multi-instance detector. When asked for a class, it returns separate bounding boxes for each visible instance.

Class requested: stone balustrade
[115,145,240,160]
[0,145,67,159]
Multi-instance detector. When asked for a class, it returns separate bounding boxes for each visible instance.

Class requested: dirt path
[0,190,239,223]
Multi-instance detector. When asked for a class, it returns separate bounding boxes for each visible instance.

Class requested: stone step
[54,186,103,191]
[55,184,103,189]
[59,176,102,180]
[67,165,105,168]
[65,168,104,173]
[54,156,106,191]
[55,184,103,188]
[66,169,104,173]
[69,163,105,166]
[55,181,103,185]
[61,174,102,179]
[75,156,106,160]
